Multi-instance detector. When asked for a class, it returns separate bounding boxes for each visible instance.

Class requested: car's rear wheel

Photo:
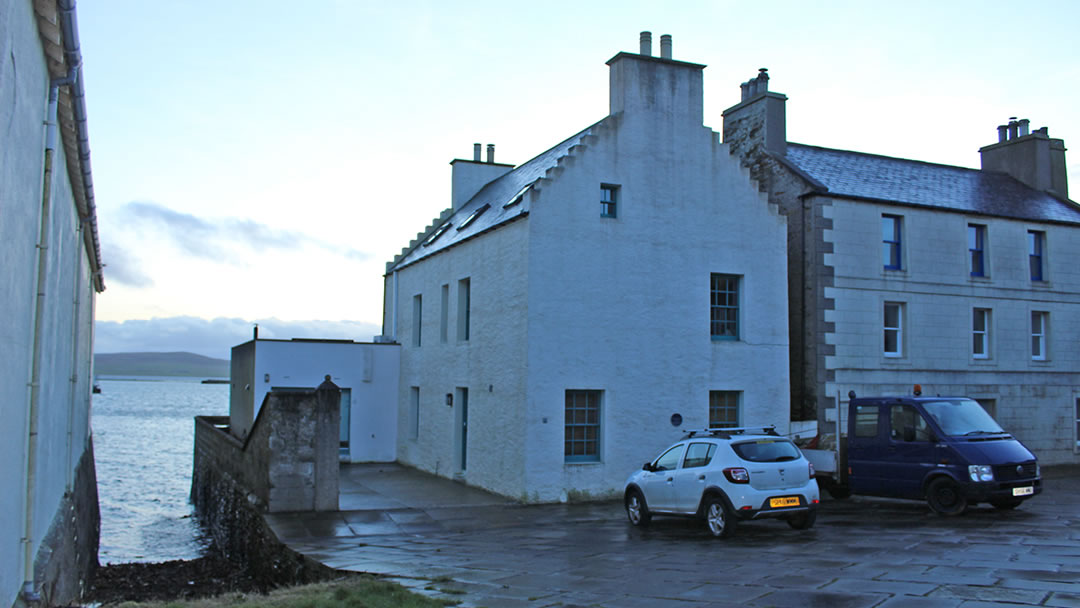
[704,496,736,538]
[990,498,1023,510]
[927,477,968,516]
[625,489,651,526]
[786,509,817,530]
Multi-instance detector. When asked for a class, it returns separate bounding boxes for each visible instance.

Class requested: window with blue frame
[969,224,987,277]
[710,274,739,340]
[601,184,618,218]
[1029,230,1045,281]
[709,391,740,428]
[565,389,601,462]
[882,215,902,270]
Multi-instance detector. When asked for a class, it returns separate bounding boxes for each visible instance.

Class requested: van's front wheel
[927,478,967,516]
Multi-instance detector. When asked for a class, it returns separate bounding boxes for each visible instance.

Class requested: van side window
[890,405,931,442]
[854,405,879,437]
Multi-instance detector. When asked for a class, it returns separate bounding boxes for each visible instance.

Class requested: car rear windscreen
[731,440,801,463]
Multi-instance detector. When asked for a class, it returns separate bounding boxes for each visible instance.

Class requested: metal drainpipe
[23,12,80,600]
[391,270,399,340]
[65,218,87,490]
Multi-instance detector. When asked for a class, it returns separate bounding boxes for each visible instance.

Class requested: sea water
[92,377,228,563]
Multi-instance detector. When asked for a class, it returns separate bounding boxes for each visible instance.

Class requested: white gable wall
[523,100,790,501]
[824,198,1080,463]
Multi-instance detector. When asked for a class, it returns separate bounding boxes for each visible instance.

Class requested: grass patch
[107,575,461,608]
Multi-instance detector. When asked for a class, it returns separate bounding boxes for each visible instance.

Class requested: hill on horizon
[95,351,230,378]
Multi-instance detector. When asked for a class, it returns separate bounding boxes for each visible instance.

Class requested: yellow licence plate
[770,496,800,508]
[1013,486,1034,497]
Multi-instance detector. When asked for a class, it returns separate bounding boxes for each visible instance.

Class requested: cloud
[117,202,371,262]
[95,316,384,360]
[100,243,154,288]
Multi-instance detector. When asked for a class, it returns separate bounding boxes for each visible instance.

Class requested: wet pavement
[265,463,1080,607]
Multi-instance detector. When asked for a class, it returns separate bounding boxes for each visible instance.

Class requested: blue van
[806,392,1041,515]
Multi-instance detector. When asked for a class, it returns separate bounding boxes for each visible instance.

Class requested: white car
[623,427,820,538]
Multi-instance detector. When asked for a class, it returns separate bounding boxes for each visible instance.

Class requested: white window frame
[440,284,449,343]
[972,308,991,359]
[1075,396,1080,452]
[883,302,903,358]
[1031,311,1048,361]
[457,278,471,341]
[412,294,422,347]
[410,386,420,440]
[882,214,903,270]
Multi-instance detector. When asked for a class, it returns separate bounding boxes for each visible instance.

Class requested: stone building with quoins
[382,34,792,502]
[722,70,1080,463]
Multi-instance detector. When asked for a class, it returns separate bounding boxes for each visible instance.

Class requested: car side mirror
[903,426,916,442]
[642,462,653,472]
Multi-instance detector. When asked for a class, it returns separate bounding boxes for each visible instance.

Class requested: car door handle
[698,475,706,481]
[666,477,674,483]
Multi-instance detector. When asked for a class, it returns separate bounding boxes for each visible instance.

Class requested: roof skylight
[457,204,491,231]
[422,223,452,247]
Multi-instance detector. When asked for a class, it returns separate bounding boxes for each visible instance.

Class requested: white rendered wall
[391,220,531,498]
[386,53,791,502]
[0,0,97,602]
[523,104,790,501]
[823,198,1080,463]
[250,341,400,462]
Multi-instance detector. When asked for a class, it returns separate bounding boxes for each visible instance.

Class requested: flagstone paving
[265,463,1080,607]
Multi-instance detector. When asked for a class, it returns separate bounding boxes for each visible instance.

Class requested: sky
[79,0,1080,359]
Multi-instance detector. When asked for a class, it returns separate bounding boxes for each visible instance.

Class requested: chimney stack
[639,31,652,56]
[660,34,672,59]
[451,143,513,210]
[980,117,1069,200]
[722,67,787,157]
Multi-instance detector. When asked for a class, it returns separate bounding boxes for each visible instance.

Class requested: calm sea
[92,377,228,564]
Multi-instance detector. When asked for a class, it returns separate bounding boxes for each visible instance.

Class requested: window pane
[973,311,985,332]
[855,405,878,437]
[882,217,896,241]
[884,304,899,328]
[710,274,739,339]
[884,329,899,354]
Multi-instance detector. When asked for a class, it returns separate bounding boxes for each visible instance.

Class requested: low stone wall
[191,385,339,575]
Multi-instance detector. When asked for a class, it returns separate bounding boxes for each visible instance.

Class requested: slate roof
[387,118,608,272]
[785,143,1080,225]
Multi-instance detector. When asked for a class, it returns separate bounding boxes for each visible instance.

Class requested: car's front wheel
[786,509,817,530]
[625,489,651,526]
[704,496,737,538]
[927,477,968,516]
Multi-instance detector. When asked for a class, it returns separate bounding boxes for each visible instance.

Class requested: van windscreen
[921,399,1005,436]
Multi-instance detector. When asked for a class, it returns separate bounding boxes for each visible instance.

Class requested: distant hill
[95,352,229,378]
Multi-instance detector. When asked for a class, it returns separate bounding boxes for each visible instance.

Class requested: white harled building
[382,34,791,501]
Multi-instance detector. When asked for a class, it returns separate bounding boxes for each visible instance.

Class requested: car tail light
[723,467,750,484]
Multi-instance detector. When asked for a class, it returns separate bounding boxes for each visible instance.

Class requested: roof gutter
[57,0,105,292]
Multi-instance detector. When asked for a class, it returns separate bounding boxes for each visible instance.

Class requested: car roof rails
[684,426,778,439]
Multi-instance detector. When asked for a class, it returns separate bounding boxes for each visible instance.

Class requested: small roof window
[503,184,533,209]
[422,223,452,247]
[457,204,490,231]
